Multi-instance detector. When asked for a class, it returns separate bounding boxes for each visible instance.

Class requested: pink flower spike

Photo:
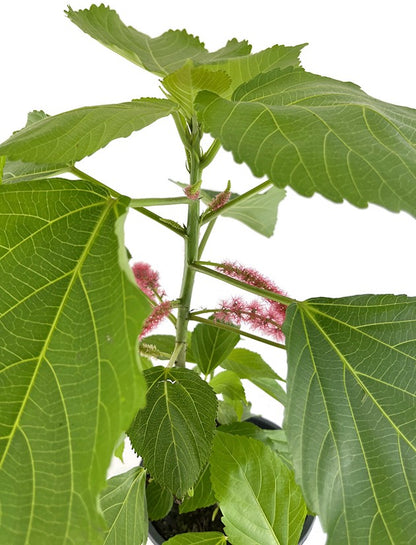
[132,262,162,300]
[140,300,172,339]
[217,261,286,299]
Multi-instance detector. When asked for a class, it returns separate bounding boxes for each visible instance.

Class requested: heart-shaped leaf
[128,366,217,497]
[284,294,416,544]
[0,178,150,544]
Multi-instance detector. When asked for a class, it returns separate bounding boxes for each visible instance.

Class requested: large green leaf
[165,532,227,545]
[283,294,416,544]
[128,366,217,497]
[201,186,286,237]
[100,467,148,545]
[0,98,176,164]
[196,67,416,217]
[191,321,240,375]
[211,432,307,545]
[0,179,150,544]
[67,5,250,76]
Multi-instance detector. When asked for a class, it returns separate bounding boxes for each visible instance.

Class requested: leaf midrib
[0,195,118,543]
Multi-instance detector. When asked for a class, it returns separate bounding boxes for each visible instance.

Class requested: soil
[152,502,225,540]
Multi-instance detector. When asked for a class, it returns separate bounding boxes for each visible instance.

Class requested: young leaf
[179,463,217,514]
[222,347,284,381]
[164,532,227,545]
[141,333,197,363]
[201,186,286,237]
[191,321,240,375]
[196,67,416,217]
[0,98,177,164]
[163,61,231,117]
[284,294,416,544]
[210,370,247,403]
[128,366,217,497]
[146,480,174,521]
[211,432,307,545]
[100,467,148,545]
[0,179,150,545]
[67,5,250,76]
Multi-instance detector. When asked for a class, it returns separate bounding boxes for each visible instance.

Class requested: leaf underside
[164,532,227,545]
[66,4,251,76]
[0,179,150,544]
[128,366,218,497]
[100,467,148,545]
[0,98,177,164]
[196,67,416,217]
[191,321,240,375]
[284,294,416,545]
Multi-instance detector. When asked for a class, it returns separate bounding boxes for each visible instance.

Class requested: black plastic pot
[148,415,314,544]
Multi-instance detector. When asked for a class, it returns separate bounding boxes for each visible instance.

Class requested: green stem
[174,117,203,366]
[191,262,297,306]
[133,207,186,237]
[130,196,190,207]
[70,166,121,197]
[198,219,217,259]
[189,314,286,349]
[201,180,273,225]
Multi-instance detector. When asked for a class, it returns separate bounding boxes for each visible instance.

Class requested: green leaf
[0,179,150,544]
[191,321,240,375]
[179,463,217,514]
[100,467,148,545]
[163,61,231,117]
[250,377,287,405]
[211,432,307,545]
[0,155,5,183]
[141,333,197,363]
[196,67,416,217]
[223,348,284,381]
[283,294,416,544]
[0,98,177,164]
[67,5,250,76]
[2,110,68,184]
[113,435,125,463]
[146,479,173,521]
[128,366,217,497]
[164,532,227,545]
[204,43,305,99]
[210,370,247,403]
[201,186,285,237]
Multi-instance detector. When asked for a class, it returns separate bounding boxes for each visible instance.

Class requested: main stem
[174,117,202,366]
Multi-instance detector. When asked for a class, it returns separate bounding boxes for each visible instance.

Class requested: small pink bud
[184,184,200,200]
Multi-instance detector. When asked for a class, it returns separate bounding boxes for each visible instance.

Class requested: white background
[2,2,416,544]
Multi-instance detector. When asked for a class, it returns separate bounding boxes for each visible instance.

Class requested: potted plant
[0,4,415,545]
